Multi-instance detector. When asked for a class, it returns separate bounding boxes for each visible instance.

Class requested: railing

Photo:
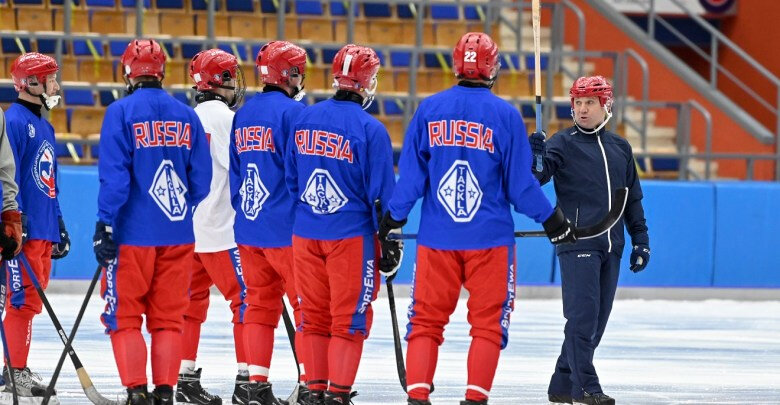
[637,0,780,141]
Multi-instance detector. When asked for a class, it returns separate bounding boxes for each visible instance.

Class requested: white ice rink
[8,291,780,404]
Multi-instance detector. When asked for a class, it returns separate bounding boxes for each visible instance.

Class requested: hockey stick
[0,261,20,405]
[532,0,544,172]
[373,200,408,391]
[42,265,103,405]
[390,187,629,241]
[280,298,300,404]
[15,254,119,405]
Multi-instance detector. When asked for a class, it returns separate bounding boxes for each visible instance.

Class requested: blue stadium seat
[50,0,81,5]
[295,0,323,15]
[156,0,184,9]
[12,0,44,5]
[525,54,549,70]
[109,40,129,56]
[423,53,451,68]
[251,44,264,60]
[554,102,571,119]
[99,90,118,106]
[430,5,458,20]
[500,54,520,70]
[217,43,248,61]
[322,48,339,64]
[72,40,105,56]
[55,142,84,159]
[64,89,96,106]
[259,0,290,13]
[389,51,411,67]
[2,38,31,54]
[375,50,385,67]
[0,86,17,103]
[364,3,390,17]
[651,158,680,171]
[520,103,535,119]
[383,99,403,115]
[464,6,481,20]
[86,0,117,7]
[191,0,220,10]
[226,0,253,12]
[37,39,58,54]
[121,0,150,7]
[181,42,204,59]
[330,0,358,16]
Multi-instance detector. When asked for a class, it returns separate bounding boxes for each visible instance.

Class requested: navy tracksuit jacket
[535,125,649,399]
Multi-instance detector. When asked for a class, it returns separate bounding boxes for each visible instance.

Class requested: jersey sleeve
[97,104,132,225]
[0,109,19,212]
[284,116,300,201]
[228,115,242,213]
[365,121,396,221]
[503,110,554,223]
[386,107,428,221]
[623,142,649,246]
[534,130,567,185]
[187,115,213,207]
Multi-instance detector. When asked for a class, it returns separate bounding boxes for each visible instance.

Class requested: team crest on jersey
[239,163,269,220]
[27,123,35,138]
[437,160,483,222]
[148,160,188,221]
[32,140,56,198]
[302,169,348,214]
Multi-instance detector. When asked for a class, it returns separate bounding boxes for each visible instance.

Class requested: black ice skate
[176,368,222,404]
[2,366,48,397]
[246,381,287,405]
[152,384,174,405]
[549,392,574,404]
[459,400,488,405]
[126,385,151,405]
[324,390,357,405]
[305,389,325,405]
[232,373,250,404]
[573,392,615,405]
[294,384,310,405]
[407,398,432,405]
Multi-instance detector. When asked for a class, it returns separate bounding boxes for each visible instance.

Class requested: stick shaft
[532,0,544,172]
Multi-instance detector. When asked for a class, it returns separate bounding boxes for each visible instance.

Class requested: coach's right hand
[93,221,117,268]
[378,212,407,282]
[543,207,577,245]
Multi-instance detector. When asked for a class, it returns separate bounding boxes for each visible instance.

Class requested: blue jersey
[97,87,212,246]
[230,90,304,248]
[388,85,554,250]
[285,98,395,240]
[5,101,61,242]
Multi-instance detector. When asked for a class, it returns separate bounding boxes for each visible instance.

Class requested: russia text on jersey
[234,126,275,153]
[133,121,192,149]
[428,119,495,153]
[294,129,354,163]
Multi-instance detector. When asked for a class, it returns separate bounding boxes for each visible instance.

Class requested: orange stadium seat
[53,9,90,33]
[91,9,127,34]
[367,20,402,44]
[299,17,333,43]
[334,20,369,44]
[240,62,258,88]
[399,21,434,46]
[80,59,116,82]
[70,107,105,137]
[16,8,53,31]
[162,59,187,85]
[159,11,194,36]
[60,56,80,81]
[49,108,70,134]
[194,13,229,36]
[229,14,266,39]
[125,10,161,35]
[265,16,299,40]
[305,64,328,91]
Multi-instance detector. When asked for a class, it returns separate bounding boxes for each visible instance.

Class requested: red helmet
[121,39,166,80]
[331,44,380,92]
[255,41,307,86]
[569,75,614,112]
[11,52,59,92]
[453,32,499,81]
[189,48,239,91]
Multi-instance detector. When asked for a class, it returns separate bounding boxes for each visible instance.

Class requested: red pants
[239,245,300,327]
[185,248,246,324]
[293,235,380,340]
[406,245,517,348]
[3,240,51,368]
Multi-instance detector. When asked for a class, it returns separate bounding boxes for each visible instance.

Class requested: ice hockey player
[0,107,23,261]
[174,48,247,405]
[229,40,309,405]
[2,52,70,399]
[378,32,576,405]
[285,44,395,404]
[93,39,212,405]
[529,76,650,405]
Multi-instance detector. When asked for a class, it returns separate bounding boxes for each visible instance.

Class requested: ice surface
[6,293,780,404]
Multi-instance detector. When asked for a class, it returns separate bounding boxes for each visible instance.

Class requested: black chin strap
[126,80,162,95]
[458,80,492,89]
[195,91,231,106]
[333,90,363,105]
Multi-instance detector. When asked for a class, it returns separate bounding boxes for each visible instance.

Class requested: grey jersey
[0,108,19,212]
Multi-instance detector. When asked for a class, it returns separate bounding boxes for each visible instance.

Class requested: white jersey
[192,100,237,252]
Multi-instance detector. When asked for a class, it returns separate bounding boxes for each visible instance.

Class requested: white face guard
[361,74,378,110]
[27,77,60,110]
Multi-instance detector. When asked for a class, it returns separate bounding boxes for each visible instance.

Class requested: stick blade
[575,187,629,239]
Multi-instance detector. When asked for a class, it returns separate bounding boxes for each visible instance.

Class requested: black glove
[629,244,650,273]
[52,216,70,259]
[542,206,577,245]
[93,221,117,268]
[529,131,546,172]
[0,224,18,261]
[378,212,407,282]
[21,212,28,244]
